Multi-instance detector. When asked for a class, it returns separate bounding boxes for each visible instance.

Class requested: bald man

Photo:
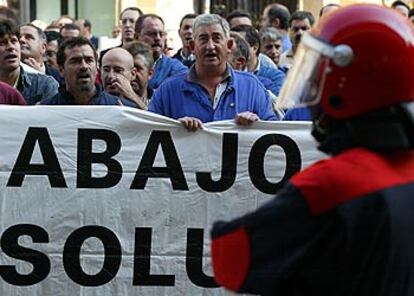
[101,47,147,109]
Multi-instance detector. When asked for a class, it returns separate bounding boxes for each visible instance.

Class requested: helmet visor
[276,33,350,110]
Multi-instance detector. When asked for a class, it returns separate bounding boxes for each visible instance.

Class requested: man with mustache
[0,19,58,104]
[40,37,136,107]
[135,13,187,91]
[148,14,276,131]
[172,13,197,68]
[279,10,314,70]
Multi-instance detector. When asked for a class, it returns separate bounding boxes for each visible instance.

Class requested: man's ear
[237,56,247,69]
[189,39,195,51]
[131,67,138,80]
[252,44,259,55]
[148,67,154,79]
[271,18,280,28]
[227,38,234,52]
[40,42,47,56]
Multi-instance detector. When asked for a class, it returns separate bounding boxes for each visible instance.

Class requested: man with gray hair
[259,27,283,69]
[149,14,276,130]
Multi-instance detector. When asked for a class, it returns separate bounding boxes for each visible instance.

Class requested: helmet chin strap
[312,103,414,155]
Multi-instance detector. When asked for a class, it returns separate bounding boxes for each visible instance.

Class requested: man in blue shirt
[149,14,276,131]
[135,14,187,91]
[40,37,136,107]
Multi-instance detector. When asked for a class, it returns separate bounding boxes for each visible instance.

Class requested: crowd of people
[1,2,414,295]
[0,1,412,128]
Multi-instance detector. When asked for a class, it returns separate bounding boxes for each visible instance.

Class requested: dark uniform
[211,4,414,295]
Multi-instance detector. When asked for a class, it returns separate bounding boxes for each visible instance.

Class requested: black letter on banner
[133,227,175,286]
[0,224,50,286]
[63,226,121,286]
[7,127,67,187]
[77,129,122,188]
[186,228,218,287]
[130,131,188,190]
[196,133,238,192]
[249,134,301,194]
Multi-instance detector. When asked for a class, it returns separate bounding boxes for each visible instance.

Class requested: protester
[55,15,74,28]
[212,4,414,295]
[148,14,276,130]
[99,7,143,67]
[75,19,99,49]
[60,23,81,41]
[45,30,61,69]
[19,24,63,84]
[125,41,154,104]
[0,19,58,104]
[242,26,285,96]
[409,8,414,24]
[229,31,282,118]
[259,27,283,69]
[40,37,136,107]
[101,47,147,109]
[226,9,252,29]
[120,7,143,47]
[0,80,26,105]
[112,24,122,39]
[261,3,291,53]
[135,13,187,91]
[391,0,410,17]
[319,3,340,17]
[172,13,197,68]
[232,24,278,69]
[279,10,314,70]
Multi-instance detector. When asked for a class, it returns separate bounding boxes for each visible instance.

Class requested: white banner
[0,106,325,295]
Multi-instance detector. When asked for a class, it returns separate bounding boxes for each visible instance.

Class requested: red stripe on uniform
[212,227,250,292]
[291,148,414,215]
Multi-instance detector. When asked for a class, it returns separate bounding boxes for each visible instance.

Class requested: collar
[180,48,195,61]
[153,54,164,67]
[186,63,232,84]
[17,66,31,91]
[59,83,102,104]
[253,59,261,74]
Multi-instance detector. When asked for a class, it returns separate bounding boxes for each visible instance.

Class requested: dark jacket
[45,63,64,86]
[172,48,196,68]
[212,147,414,296]
[40,84,137,107]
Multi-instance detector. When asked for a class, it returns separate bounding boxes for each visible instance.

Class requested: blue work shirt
[254,63,285,96]
[148,54,188,91]
[149,65,277,123]
[281,33,292,53]
[18,66,59,105]
[40,84,137,107]
[283,106,312,121]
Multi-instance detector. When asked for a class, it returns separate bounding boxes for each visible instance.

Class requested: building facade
[1,0,412,38]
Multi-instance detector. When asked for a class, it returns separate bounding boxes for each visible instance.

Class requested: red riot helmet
[278,4,414,119]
